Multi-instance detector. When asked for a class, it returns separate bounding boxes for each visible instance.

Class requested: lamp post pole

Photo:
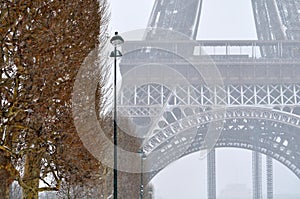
[138,149,146,199]
[110,32,124,199]
[113,44,118,199]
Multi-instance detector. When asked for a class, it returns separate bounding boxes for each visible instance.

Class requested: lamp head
[137,148,146,159]
[110,32,124,46]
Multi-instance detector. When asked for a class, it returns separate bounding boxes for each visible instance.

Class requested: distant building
[218,184,251,199]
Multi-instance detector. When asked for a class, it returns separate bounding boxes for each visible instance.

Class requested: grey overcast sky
[109,0,300,198]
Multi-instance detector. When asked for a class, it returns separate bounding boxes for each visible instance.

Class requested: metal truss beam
[119,84,300,117]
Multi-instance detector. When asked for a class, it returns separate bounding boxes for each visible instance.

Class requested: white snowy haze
[109,0,300,198]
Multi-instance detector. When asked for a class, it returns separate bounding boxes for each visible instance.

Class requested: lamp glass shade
[110,50,123,57]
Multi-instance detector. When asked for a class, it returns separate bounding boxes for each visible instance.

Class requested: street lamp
[110,32,124,199]
[138,148,146,199]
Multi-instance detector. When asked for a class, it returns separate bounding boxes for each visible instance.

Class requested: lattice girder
[119,83,300,117]
[142,113,300,182]
[141,107,300,153]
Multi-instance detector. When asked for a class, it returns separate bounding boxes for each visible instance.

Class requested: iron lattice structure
[119,81,300,175]
[118,0,300,198]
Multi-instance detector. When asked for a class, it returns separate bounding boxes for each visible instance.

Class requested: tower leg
[207,148,216,199]
[266,156,273,199]
[252,151,262,199]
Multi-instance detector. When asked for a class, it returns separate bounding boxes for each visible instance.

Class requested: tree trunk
[22,153,41,199]
[0,151,12,199]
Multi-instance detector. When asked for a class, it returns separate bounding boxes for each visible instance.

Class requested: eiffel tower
[118,1,300,199]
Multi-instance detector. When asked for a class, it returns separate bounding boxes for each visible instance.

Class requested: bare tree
[0,0,110,198]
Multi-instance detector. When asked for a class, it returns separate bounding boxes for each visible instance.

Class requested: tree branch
[0,145,16,158]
